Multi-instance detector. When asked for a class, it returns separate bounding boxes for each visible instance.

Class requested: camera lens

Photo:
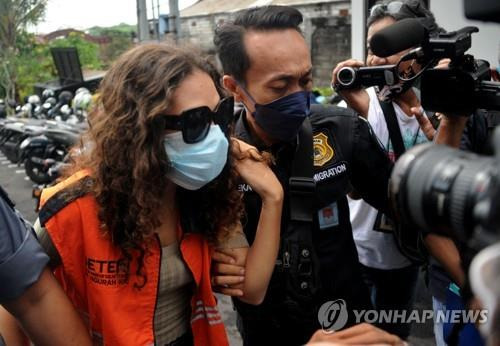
[389,143,498,242]
[337,67,357,86]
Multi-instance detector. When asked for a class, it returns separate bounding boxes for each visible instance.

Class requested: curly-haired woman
[0,43,283,346]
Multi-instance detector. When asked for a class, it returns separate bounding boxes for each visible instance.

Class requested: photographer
[0,185,91,345]
[331,0,442,339]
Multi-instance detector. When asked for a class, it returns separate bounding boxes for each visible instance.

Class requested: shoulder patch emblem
[313,132,334,167]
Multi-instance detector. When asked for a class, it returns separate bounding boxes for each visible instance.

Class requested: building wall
[179,1,352,87]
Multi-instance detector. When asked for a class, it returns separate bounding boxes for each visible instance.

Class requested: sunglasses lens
[184,109,210,143]
[370,1,403,16]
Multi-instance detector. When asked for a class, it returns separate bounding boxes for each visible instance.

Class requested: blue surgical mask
[241,87,311,142]
[164,124,228,190]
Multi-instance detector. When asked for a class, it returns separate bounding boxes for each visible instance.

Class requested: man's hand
[331,59,370,118]
[307,323,405,345]
[211,250,245,297]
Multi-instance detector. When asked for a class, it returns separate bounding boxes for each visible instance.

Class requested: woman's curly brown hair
[67,43,244,286]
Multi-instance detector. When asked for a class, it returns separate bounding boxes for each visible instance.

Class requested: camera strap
[379,99,406,160]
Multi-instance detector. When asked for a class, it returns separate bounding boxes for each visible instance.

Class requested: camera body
[417,27,498,114]
[369,20,500,114]
[421,57,492,114]
[335,65,397,90]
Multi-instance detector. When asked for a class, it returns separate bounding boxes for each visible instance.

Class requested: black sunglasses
[370,1,403,17]
[162,97,234,144]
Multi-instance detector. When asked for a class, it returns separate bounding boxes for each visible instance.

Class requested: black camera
[370,19,500,114]
[389,129,500,260]
[419,27,498,115]
[335,65,397,90]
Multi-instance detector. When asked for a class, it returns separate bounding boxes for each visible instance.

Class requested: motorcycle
[0,119,46,163]
[19,126,81,184]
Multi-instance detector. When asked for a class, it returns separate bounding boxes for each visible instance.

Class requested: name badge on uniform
[318,202,339,230]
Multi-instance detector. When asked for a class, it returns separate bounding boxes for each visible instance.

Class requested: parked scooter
[19,125,81,184]
[0,119,46,163]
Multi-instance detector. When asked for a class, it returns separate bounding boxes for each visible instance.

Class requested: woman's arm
[218,194,282,305]
[1,267,91,346]
[212,139,283,305]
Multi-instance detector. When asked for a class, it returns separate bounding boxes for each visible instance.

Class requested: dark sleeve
[460,110,490,154]
[349,116,394,214]
[0,198,49,302]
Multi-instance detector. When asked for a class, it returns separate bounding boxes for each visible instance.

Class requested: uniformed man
[211,5,394,345]
[0,185,90,345]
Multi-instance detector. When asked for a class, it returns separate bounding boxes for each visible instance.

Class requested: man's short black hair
[214,5,303,82]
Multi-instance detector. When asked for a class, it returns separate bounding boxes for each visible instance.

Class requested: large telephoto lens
[389,143,499,243]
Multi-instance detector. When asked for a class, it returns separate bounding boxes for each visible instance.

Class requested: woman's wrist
[261,190,284,205]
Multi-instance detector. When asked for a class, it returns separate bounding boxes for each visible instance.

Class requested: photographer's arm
[424,234,465,287]
[434,115,469,147]
[423,112,468,289]
[349,117,394,214]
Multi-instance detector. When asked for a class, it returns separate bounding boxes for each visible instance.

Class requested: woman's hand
[214,138,283,305]
[331,59,371,118]
[231,138,283,203]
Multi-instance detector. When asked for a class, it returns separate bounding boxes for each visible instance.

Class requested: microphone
[370,18,428,58]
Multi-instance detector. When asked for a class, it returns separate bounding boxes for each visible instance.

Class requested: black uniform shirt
[234,104,393,318]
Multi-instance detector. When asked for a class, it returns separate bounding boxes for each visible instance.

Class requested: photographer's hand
[331,59,370,118]
[411,107,436,140]
[424,234,465,287]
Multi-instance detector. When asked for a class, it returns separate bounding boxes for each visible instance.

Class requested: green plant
[50,32,102,70]
[0,0,47,100]
[313,86,334,97]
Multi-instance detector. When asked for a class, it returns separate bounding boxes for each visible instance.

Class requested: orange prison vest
[39,171,229,346]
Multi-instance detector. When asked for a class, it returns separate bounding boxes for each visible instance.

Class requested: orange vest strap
[39,176,94,226]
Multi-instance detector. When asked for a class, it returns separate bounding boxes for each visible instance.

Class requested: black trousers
[360,263,419,339]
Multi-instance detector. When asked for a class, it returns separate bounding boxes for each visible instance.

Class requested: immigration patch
[314,161,348,182]
[313,132,335,167]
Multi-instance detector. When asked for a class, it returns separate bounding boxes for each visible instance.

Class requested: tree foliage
[0,0,134,100]
[0,0,47,100]
[50,32,103,70]
[97,29,134,67]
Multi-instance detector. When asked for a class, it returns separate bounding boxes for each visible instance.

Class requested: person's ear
[222,75,244,103]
